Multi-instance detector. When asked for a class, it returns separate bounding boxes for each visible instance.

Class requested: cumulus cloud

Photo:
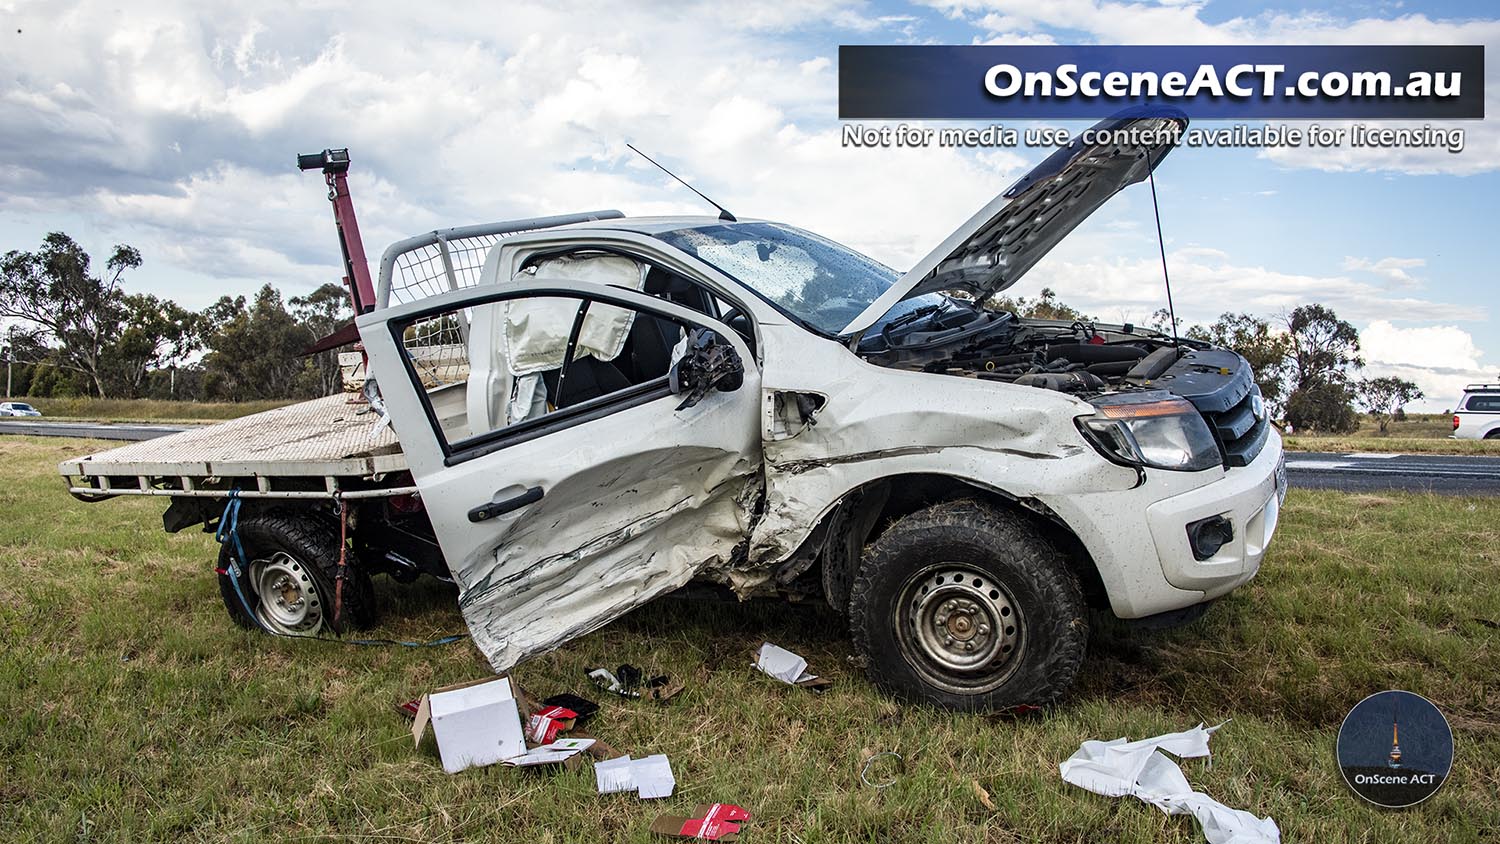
[0,0,1004,307]
[1360,320,1494,411]
[1341,255,1425,289]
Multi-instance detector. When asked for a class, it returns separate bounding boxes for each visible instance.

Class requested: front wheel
[848,499,1087,710]
[217,508,376,636]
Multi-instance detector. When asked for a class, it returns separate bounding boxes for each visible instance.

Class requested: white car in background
[1452,384,1500,439]
[0,401,41,417]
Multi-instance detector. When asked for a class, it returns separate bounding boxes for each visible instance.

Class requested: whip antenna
[1146,165,1180,350]
[627,143,736,222]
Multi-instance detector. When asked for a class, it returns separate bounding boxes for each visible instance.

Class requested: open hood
[841,106,1189,336]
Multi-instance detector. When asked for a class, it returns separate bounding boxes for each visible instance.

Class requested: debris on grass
[858,750,903,789]
[595,754,676,799]
[650,803,752,841]
[1059,722,1280,844]
[971,779,997,811]
[526,704,578,744]
[753,642,832,692]
[502,737,596,768]
[410,676,527,774]
[588,665,683,702]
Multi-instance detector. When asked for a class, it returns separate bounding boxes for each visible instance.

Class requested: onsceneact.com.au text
[983,63,1465,100]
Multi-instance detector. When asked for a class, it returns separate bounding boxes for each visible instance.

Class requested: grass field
[2,436,1498,843]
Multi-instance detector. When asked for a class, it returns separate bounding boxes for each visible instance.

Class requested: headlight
[1077,393,1221,472]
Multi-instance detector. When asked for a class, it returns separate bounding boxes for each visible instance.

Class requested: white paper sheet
[754,642,816,684]
[1059,723,1280,844]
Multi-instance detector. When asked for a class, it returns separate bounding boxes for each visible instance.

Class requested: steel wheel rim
[894,563,1023,694]
[248,551,323,635]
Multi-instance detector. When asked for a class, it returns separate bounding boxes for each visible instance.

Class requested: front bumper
[1038,431,1285,618]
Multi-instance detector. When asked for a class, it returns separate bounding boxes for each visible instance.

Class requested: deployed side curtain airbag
[503,255,647,377]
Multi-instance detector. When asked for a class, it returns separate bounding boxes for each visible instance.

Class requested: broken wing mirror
[669,328,744,411]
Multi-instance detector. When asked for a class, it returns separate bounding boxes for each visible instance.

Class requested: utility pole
[2,342,10,400]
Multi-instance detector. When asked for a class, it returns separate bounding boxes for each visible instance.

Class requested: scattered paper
[1059,722,1280,844]
[753,642,816,684]
[594,754,676,799]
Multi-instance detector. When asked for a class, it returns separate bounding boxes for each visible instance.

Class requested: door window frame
[385,285,754,467]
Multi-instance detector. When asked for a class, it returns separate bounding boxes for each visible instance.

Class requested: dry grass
[1,436,1497,842]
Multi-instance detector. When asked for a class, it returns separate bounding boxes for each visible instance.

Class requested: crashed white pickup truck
[60,109,1285,710]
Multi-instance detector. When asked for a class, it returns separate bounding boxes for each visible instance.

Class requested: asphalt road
[0,420,194,441]
[1286,451,1500,495]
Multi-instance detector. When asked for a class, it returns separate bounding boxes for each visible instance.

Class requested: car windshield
[655,221,940,335]
[12,404,32,411]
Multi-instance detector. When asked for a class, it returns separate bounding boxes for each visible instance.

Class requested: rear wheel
[1485,430,1500,440]
[848,499,1087,710]
[217,508,376,635]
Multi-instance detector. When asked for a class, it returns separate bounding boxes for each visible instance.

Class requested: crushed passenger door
[358,279,762,671]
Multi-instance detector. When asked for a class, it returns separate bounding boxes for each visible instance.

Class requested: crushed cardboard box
[650,803,752,841]
[526,704,578,744]
[595,754,676,799]
[503,737,596,768]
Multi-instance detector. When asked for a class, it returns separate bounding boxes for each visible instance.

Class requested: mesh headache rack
[376,211,624,389]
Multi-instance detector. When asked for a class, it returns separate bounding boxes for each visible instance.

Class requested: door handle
[468,486,544,523]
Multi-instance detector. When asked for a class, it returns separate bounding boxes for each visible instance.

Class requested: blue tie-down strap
[213,492,467,649]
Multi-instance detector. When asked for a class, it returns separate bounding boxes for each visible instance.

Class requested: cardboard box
[411,676,527,774]
[650,804,752,841]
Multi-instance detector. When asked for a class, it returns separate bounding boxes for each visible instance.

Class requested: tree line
[2,233,1422,432]
[1,233,350,402]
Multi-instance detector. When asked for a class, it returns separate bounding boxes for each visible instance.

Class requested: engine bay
[859,304,1207,397]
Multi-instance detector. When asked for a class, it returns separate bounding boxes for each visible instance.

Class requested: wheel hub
[247,551,323,635]
[896,565,1022,693]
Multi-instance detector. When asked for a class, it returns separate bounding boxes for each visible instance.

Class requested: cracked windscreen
[655,221,941,336]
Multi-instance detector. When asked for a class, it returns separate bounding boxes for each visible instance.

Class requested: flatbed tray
[58,395,406,482]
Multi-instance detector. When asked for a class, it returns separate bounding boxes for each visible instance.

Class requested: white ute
[60,110,1286,709]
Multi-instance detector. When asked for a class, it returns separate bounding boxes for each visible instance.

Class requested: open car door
[358,278,762,671]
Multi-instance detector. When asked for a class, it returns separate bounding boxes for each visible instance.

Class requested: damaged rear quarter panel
[745,325,1140,572]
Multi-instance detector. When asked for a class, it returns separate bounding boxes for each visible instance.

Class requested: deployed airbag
[505,255,647,376]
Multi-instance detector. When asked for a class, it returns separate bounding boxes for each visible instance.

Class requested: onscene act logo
[1336,690,1453,808]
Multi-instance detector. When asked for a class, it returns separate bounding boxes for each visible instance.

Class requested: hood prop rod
[1146,161,1181,352]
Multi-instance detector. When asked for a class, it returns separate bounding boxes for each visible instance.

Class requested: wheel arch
[781,471,1107,614]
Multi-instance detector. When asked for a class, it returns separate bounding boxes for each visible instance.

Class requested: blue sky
[0,0,1495,409]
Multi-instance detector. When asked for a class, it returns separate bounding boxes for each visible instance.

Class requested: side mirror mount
[669,328,744,410]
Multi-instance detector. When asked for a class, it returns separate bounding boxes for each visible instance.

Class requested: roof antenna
[627,143,736,222]
[1146,161,1180,351]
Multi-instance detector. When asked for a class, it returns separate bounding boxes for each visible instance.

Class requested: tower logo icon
[1337,690,1452,808]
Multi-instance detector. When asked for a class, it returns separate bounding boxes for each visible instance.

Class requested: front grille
[1203,390,1269,467]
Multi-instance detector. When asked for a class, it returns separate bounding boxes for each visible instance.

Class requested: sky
[0,0,1495,411]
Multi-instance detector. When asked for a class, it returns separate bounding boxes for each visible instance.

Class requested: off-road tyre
[218,507,377,635]
[848,499,1087,711]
